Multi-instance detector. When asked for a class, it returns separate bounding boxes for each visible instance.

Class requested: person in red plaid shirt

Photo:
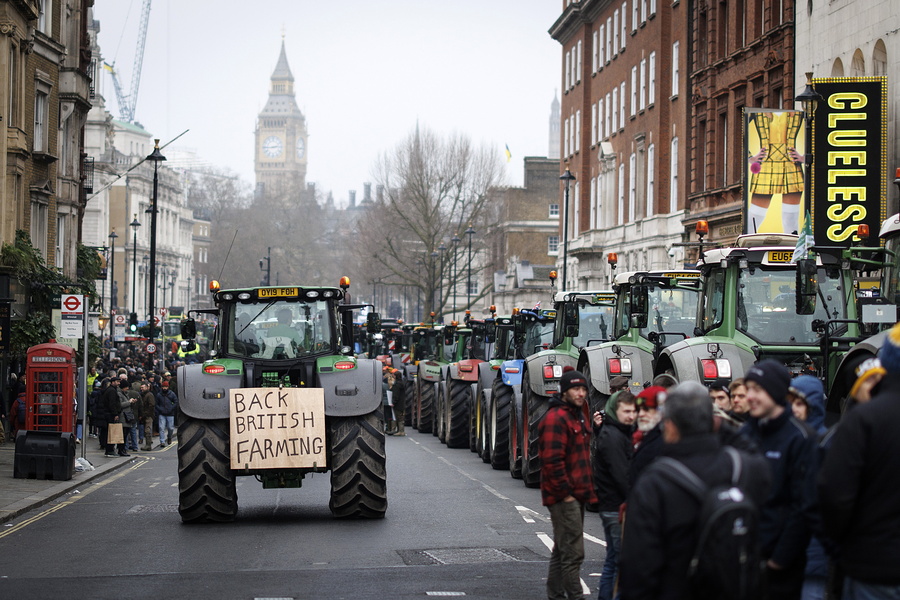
[540,367,598,600]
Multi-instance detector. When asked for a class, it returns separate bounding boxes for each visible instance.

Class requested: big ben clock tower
[254,39,308,198]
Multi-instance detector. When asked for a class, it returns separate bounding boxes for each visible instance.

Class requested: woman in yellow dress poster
[746,110,805,234]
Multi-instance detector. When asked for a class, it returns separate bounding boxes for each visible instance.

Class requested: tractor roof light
[209,280,220,293]
[607,253,618,269]
[549,270,558,282]
[695,220,709,236]
[856,224,870,240]
[339,276,351,289]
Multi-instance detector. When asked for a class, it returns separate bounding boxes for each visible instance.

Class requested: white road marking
[536,532,592,595]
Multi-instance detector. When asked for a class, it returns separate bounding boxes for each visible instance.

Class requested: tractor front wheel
[177,417,238,524]
[329,410,387,519]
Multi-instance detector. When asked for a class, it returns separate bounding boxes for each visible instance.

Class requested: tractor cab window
[575,303,615,348]
[882,234,900,307]
[523,319,554,356]
[648,284,699,344]
[228,299,333,358]
[737,265,845,344]
[699,269,727,333]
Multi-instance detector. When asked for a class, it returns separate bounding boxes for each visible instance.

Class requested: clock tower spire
[254,38,308,199]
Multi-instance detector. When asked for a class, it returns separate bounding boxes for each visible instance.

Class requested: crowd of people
[538,323,900,600]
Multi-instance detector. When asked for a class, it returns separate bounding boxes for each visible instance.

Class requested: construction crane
[102,0,152,123]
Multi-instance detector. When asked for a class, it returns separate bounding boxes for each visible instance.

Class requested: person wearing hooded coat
[789,375,828,600]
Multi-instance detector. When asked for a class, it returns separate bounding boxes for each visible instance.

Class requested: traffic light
[129,312,138,333]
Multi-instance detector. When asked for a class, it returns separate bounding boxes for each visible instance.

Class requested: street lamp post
[465,224,476,310]
[260,247,271,286]
[130,214,141,322]
[451,233,461,320]
[794,72,824,220]
[438,242,447,321]
[560,167,576,290]
[146,139,166,372]
[108,229,118,312]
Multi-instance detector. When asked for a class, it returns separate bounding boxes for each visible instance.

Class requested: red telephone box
[14,341,77,480]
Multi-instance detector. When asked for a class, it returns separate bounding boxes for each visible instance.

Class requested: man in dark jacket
[592,389,636,600]
[539,368,598,600]
[618,381,770,600]
[101,377,124,457]
[818,324,900,598]
[740,360,818,600]
[156,380,177,447]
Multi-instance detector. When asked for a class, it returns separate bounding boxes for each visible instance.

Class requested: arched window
[831,57,845,77]
[851,49,866,76]
[873,40,887,76]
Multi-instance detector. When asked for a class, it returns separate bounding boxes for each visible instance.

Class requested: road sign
[146,343,157,354]
[60,294,84,339]
[152,316,161,326]
[114,314,126,325]
[160,307,167,316]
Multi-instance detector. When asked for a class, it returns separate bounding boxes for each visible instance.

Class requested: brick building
[550,0,689,289]
[686,0,799,248]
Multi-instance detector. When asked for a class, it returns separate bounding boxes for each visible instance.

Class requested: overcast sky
[93,1,562,204]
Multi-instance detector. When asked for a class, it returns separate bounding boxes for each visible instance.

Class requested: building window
[613,11,619,55]
[573,182,581,237]
[548,235,560,255]
[8,44,19,127]
[55,215,65,269]
[612,88,619,132]
[621,2,628,49]
[599,24,606,65]
[631,66,638,116]
[650,0,657,16]
[606,18,613,61]
[31,201,48,259]
[592,103,598,146]
[599,98,605,140]
[565,51,571,90]
[575,110,582,153]
[671,42,680,97]
[595,175,603,229]
[467,280,478,296]
[629,153,637,222]
[647,144,655,216]
[619,82,626,129]
[592,30,599,73]
[564,118,570,157]
[576,40,583,83]
[605,93,612,135]
[670,137,679,212]
[549,203,560,218]
[632,0,639,32]
[718,110,728,187]
[618,164,626,225]
[642,0,648,22]
[649,51,656,105]
[38,0,53,37]
[639,59,647,110]
[34,90,49,153]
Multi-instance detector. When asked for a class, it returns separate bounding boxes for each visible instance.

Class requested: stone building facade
[1,0,93,301]
[550,0,690,290]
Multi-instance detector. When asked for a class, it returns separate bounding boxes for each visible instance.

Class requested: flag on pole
[504,144,512,163]
[791,210,814,263]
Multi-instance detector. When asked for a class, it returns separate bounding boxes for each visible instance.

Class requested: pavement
[0,433,170,524]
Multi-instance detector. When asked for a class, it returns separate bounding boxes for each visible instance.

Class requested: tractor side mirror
[366,312,382,333]
[563,303,579,338]
[630,285,649,329]
[796,259,817,315]
[180,318,197,340]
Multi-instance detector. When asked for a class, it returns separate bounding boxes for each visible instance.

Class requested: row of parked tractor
[369,220,900,485]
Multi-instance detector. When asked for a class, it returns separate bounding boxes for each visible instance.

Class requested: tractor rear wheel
[177,417,237,524]
[329,410,387,519]
[508,389,523,479]
[490,379,512,470]
[446,379,470,448]
[523,383,548,488]
[417,381,434,433]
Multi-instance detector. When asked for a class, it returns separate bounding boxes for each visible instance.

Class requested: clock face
[296,138,305,159]
[263,136,283,158]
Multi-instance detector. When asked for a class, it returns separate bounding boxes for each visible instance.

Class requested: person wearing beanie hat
[849,356,886,403]
[878,321,900,374]
[739,360,818,598]
[538,366,596,599]
[155,379,178,447]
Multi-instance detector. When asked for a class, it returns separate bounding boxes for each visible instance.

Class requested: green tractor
[410,322,456,434]
[580,270,700,404]
[435,314,495,449]
[175,279,387,523]
[518,290,616,487]
[655,233,866,389]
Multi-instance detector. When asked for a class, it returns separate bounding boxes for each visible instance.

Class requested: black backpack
[656,446,761,600]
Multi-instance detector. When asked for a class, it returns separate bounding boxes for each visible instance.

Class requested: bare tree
[359,126,506,320]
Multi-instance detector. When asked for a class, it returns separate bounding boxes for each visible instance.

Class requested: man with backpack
[618,381,771,600]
